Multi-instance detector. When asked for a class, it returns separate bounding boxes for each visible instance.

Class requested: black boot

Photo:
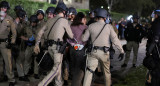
[34,74,40,79]
[121,63,127,68]
[132,64,136,68]
[64,80,68,85]
[9,82,15,86]
[19,76,30,82]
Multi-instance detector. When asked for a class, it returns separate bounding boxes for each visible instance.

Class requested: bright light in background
[127,15,133,20]
[101,6,103,8]
[108,6,110,9]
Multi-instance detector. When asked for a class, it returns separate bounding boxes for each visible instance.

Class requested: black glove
[118,53,124,61]
[146,52,152,57]
[6,43,16,49]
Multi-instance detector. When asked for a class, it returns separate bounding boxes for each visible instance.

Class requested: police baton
[156,44,160,58]
[38,51,48,66]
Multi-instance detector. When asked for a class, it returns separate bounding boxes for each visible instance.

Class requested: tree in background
[89,0,108,11]
[105,0,120,12]
[112,0,155,17]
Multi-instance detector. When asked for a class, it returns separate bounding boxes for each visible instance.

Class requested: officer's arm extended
[109,25,124,53]
[36,24,46,45]
[64,19,74,39]
[10,18,17,44]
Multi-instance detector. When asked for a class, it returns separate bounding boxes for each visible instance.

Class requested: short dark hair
[96,16,106,21]
[71,12,86,26]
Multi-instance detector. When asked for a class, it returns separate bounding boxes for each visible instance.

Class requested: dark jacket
[147,17,160,56]
[146,17,160,86]
[124,22,144,43]
[87,18,95,26]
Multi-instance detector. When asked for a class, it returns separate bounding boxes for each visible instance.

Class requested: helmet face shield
[151,10,160,18]
[151,11,155,18]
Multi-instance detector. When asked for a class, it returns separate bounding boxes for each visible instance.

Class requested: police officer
[36,9,45,26]
[145,7,160,86]
[21,15,38,78]
[87,8,101,26]
[46,7,56,19]
[34,9,46,79]
[14,10,30,81]
[0,1,16,86]
[36,9,46,35]
[121,14,145,68]
[34,2,73,86]
[82,8,124,86]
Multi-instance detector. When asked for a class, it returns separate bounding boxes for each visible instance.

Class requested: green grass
[114,66,148,86]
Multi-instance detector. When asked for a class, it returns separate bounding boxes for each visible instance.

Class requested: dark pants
[69,47,86,86]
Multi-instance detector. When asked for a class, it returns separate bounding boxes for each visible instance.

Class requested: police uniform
[82,9,124,86]
[13,20,26,77]
[24,26,36,75]
[23,26,36,75]
[36,14,73,86]
[0,14,16,83]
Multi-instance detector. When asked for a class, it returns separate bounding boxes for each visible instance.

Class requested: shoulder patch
[6,20,10,24]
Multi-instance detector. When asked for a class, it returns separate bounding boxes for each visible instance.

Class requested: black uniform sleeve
[147,23,160,54]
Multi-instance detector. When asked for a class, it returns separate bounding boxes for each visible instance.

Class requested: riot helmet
[132,14,139,19]
[46,7,55,14]
[68,7,77,15]
[16,10,26,19]
[36,9,45,17]
[96,8,108,18]
[152,6,160,18]
[29,15,38,23]
[132,13,139,23]
[55,2,67,13]
[14,5,23,12]
[93,8,101,16]
[0,1,10,9]
[88,11,95,18]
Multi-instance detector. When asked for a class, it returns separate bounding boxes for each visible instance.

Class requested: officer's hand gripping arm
[64,20,74,39]
[10,19,17,44]
[34,45,40,54]
[36,25,46,45]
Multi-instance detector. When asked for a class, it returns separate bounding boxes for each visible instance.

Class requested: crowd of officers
[0,1,124,86]
[0,0,159,86]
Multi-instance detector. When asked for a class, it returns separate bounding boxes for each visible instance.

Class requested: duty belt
[45,40,63,47]
[0,39,7,42]
[94,46,104,50]
[94,46,110,53]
